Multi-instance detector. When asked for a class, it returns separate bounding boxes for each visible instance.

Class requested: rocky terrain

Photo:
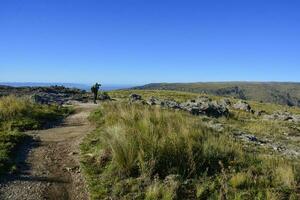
[134,82,300,107]
[0,85,89,105]
[130,94,229,117]
[128,93,300,159]
[130,94,255,118]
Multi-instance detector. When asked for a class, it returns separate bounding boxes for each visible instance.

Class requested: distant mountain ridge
[133,82,300,107]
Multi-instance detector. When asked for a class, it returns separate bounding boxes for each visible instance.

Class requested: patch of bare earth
[0,103,98,200]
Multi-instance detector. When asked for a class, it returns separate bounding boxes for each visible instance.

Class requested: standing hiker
[91,82,101,104]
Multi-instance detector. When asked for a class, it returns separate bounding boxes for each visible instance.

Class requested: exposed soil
[0,102,98,200]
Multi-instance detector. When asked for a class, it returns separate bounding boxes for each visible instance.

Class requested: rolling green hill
[133,82,300,107]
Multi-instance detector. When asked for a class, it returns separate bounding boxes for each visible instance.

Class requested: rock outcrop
[144,96,229,118]
[0,85,91,105]
[31,87,88,105]
[146,97,180,109]
[180,97,229,117]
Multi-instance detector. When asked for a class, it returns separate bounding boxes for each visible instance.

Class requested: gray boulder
[98,92,111,101]
[129,94,142,102]
[232,100,252,112]
[205,121,224,132]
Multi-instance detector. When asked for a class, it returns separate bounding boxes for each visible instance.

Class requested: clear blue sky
[1,0,300,84]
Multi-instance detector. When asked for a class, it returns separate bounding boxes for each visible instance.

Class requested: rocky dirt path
[0,103,98,200]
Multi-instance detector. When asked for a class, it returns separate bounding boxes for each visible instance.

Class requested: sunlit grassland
[109,89,300,113]
[110,90,300,139]
[81,101,300,199]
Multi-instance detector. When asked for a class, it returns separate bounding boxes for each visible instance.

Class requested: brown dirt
[0,103,98,200]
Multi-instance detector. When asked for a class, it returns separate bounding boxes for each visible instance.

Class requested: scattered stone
[233,131,300,158]
[205,121,224,132]
[233,131,266,145]
[264,111,293,121]
[263,111,300,123]
[64,166,79,172]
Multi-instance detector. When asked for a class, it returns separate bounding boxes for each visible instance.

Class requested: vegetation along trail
[0,102,98,200]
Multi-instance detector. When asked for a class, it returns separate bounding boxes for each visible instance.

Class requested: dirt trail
[0,103,98,200]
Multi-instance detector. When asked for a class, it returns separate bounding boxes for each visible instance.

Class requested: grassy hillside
[81,90,300,200]
[133,82,300,107]
[0,96,71,174]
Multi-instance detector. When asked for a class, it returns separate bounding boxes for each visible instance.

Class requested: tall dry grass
[0,95,32,120]
[93,102,246,179]
[83,101,300,199]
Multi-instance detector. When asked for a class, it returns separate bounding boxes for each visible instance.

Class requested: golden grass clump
[0,95,32,120]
